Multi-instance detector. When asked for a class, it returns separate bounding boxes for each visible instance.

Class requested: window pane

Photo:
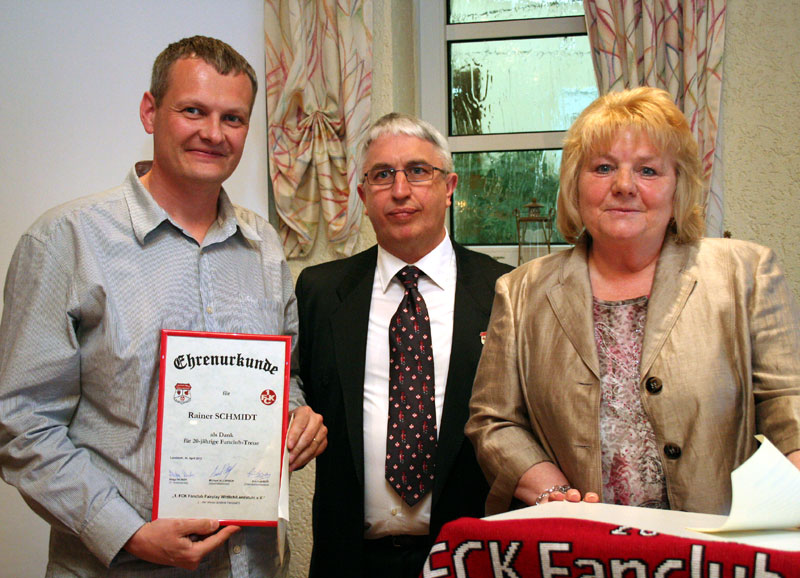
[450,36,597,135]
[449,0,584,23]
[451,150,564,245]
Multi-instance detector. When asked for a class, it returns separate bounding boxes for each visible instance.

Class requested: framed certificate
[153,329,290,526]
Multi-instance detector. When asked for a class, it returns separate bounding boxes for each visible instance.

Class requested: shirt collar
[214,191,261,244]
[376,233,455,293]
[124,162,260,245]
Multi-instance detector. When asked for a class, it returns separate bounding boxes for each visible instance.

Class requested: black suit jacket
[296,242,512,577]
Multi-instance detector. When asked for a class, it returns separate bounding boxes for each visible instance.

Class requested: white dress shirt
[362,234,456,538]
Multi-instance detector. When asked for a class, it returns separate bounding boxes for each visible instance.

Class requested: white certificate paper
[153,330,290,526]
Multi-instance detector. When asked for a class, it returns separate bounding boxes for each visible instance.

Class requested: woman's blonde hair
[557,87,705,244]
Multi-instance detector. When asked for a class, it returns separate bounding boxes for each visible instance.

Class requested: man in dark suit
[296,113,512,578]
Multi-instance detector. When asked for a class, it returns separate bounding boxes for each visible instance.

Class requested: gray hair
[358,113,453,174]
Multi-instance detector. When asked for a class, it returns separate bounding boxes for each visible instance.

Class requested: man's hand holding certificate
[153,330,290,526]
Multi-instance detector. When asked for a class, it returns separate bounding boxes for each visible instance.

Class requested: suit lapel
[329,247,377,487]
[433,245,494,507]
[547,240,601,379]
[640,236,697,377]
[546,236,697,381]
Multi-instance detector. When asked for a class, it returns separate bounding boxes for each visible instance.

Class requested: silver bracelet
[535,484,572,506]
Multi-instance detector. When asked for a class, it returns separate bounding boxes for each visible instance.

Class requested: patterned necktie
[386,265,437,507]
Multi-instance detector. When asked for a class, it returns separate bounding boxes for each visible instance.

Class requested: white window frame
[416,1,587,263]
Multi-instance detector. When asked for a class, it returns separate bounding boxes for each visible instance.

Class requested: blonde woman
[467,87,800,515]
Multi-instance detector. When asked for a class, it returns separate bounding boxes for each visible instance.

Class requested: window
[417,1,597,263]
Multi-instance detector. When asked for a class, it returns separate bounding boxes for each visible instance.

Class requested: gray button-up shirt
[0,163,302,576]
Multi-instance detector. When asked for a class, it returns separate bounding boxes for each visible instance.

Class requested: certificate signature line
[247,468,271,481]
[209,463,237,479]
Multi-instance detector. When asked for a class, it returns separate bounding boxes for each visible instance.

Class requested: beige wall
[723,0,800,299]
[287,0,800,574]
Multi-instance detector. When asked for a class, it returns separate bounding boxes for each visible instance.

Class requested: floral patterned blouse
[593,296,669,509]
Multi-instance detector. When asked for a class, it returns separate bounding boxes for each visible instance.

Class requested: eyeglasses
[362,163,448,186]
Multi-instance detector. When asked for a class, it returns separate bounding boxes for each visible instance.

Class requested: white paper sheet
[277,412,293,565]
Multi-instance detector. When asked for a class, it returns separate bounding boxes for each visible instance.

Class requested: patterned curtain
[583,0,726,236]
[265,1,372,258]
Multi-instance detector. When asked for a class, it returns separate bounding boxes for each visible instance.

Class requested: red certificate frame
[153,329,290,526]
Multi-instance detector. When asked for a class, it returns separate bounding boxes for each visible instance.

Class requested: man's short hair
[150,35,258,110]
[358,113,454,175]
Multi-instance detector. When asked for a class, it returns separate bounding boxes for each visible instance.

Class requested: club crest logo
[260,389,277,406]
[173,383,192,404]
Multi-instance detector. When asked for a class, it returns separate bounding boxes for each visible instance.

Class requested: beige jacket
[466,234,800,515]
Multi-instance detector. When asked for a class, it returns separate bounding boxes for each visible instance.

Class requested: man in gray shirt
[0,36,326,576]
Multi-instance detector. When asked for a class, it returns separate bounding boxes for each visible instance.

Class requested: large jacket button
[645,376,663,394]
[664,443,682,459]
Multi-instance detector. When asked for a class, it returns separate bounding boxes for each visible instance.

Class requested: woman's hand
[548,488,600,503]
[514,461,600,506]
